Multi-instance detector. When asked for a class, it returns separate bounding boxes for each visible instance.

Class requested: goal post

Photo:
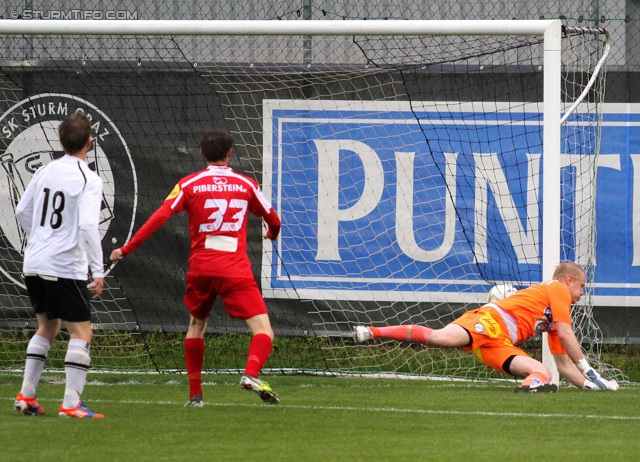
[0,19,613,382]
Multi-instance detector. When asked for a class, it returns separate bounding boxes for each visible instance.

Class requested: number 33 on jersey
[120,165,280,278]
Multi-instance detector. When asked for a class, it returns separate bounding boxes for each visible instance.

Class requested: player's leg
[241,313,279,404]
[355,322,471,348]
[57,279,103,418]
[356,324,433,343]
[59,319,105,417]
[182,273,216,407]
[221,277,274,377]
[478,342,556,393]
[508,355,556,393]
[15,276,60,416]
[244,313,275,376]
[184,316,208,406]
[15,313,59,416]
[221,277,279,404]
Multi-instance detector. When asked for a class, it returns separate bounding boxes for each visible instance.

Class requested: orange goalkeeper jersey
[493,280,573,348]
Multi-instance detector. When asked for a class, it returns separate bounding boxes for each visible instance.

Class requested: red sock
[244,333,272,377]
[184,338,204,398]
[370,325,433,344]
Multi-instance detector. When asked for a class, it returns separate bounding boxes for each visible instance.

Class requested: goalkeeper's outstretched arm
[553,354,592,388]
[555,354,618,390]
[554,322,618,390]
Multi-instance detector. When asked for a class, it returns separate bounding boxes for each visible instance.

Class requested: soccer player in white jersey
[14,112,105,418]
[110,129,281,406]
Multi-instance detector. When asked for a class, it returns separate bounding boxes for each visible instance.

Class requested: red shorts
[452,307,529,374]
[183,273,268,321]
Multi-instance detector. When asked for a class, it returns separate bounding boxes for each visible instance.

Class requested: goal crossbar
[0,19,561,38]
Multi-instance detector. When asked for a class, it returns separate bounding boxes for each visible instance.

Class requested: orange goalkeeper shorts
[451,307,529,375]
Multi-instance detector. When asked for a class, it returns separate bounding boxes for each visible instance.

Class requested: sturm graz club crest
[0,93,137,288]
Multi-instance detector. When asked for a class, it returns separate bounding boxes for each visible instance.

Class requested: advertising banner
[263,100,639,306]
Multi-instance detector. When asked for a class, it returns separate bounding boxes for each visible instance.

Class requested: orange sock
[370,325,433,344]
[520,371,551,387]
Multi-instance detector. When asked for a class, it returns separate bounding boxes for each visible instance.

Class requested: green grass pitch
[2,373,640,461]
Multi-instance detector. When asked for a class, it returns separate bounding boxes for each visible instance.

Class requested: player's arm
[552,322,589,387]
[263,207,280,241]
[79,176,105,298]
[110,202,173,262]
[15,173,39,235]
[79,176,104,277]
[87,278,104,299]
[554,321,583,362]
[547,283,616,389]
[251,184,280,240]
[555,322,618,390]
[553,352,591,388]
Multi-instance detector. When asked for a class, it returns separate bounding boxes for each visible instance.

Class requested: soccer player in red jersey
[355,262,619,392]
[110,129,281,405]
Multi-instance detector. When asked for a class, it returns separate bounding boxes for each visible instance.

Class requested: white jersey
[16,154,104,280]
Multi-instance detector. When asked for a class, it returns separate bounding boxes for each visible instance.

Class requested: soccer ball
[488,283,517,303]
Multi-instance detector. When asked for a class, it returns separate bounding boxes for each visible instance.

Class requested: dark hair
[200,129,234,162]
[553,261,585,281]
[58,112,91,155]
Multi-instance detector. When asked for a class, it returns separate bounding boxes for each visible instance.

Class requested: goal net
[0,20,619,382]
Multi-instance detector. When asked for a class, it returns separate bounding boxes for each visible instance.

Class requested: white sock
[20,335,51,398]
[63,339,91,408]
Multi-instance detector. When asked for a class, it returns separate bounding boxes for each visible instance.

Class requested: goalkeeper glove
[583,377,619,390]
[583,379,599,390]
[576,359,619,390]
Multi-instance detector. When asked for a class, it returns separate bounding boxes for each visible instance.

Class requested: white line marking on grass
[70,398,640,421]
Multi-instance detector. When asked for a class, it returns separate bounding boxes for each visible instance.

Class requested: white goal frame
[0,19,565,381]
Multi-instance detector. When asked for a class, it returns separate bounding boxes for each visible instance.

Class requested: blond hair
[552,261,585,281]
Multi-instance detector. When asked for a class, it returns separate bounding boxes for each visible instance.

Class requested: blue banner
[262,100,639,305]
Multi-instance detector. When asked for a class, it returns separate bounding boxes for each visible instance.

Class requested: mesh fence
[0,1,635,69]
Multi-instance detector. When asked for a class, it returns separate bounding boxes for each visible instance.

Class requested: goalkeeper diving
[355,262,618,392]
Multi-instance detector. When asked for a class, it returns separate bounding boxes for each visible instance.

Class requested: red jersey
[121,165,280,277]
[493,279,573,351]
